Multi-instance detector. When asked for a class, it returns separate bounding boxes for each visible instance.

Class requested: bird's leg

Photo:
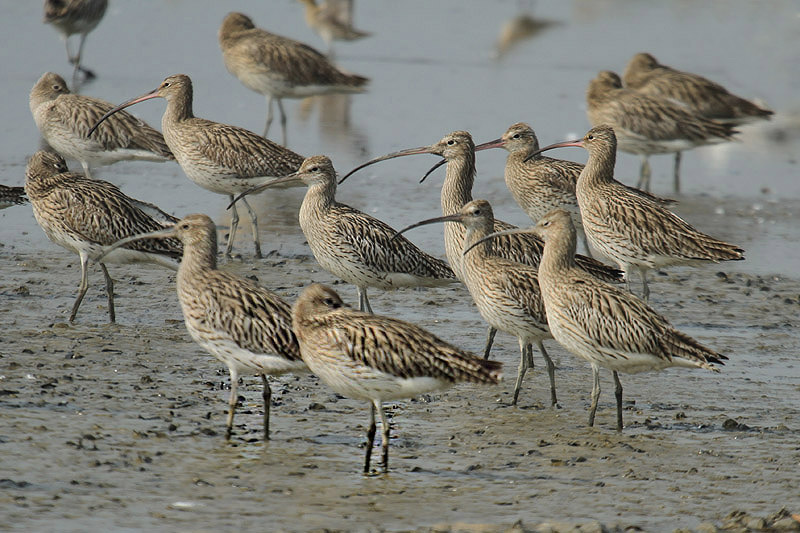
[673,152,682,194]
[264,95,275,139]
[588,364,601,427]
[277,98,288,146]
[69,252,91,323]
[376,400,390,473]
[358,287,373,314]
[73,32,95,81]
[226,195,240,258]
[512,339,530,406]
[636,156,652,192]
[538,340,558,407]
[613,371,623,432]
[364,402,376,474]
[80,161,92,179]
[261,374,271,441]
[640,268,650,302]
[225,367,239,441]
[99,263,115,324]
[482,327,497,360]
[240,196,262,259]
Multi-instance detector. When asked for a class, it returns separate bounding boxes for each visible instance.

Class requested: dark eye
[310,166,319,172]
[512,133,520,139]
[52,84,61,91]
[542,220,551,227]
[587,134,594,140]
[181,223,190,229]
[323,297,340,308]
[447,139,455,146]
[163,82,171,88]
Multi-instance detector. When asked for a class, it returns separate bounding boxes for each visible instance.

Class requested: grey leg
[261,374,271,441]
[537,340,557,407]
[364,402,376,474]
[240,196,262,258]
[225,367,239,441]
[673,151,682,194]
[226,195,240,257]
[277,98,287,146]
[588,364,601,427]
[512,339,531,406]
[99,263,115,323]
[358,287,373,314]
[264,95,274,138]
[613,371,623,432]
[640,268,650,302]
[482,327,497,360]
[80,161,92,179]
[69,252,91,323]
[636,156,652,192]
[375,400,390,473]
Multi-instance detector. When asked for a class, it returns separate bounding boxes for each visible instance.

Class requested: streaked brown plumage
[25,151,182,323]
[531,125,744,301]
[235,155,456,313]
[292,283,501,472]
[44,0,107,82]
[587,70,737,192]
[475,122,675,255]
[96,214,306,441]
[87,73,305,258]
[30,72,173,178]
[218,11,369,145]
[339,130,622,360]
[395,200,555,407]
[623,53,774,124]
[0,185,27,209]
[480,208,726,430]
[298,0,370,55]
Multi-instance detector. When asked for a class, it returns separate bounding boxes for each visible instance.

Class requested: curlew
[0,185,27,209]
[297,0,370,56]
[340,130,621,359]
[472,209,727,430]
[526,125,744,301]
[25,151,182,323]
[218,12,369,145]
[475,122,675,256]
[30,72,173,179]
[292,283,502,473]
[88,74,305,258]
[234,155,456,313]
[96,214,307,441]
[44,0,107,84]
[395,200,556,407]
[623,52,773,191]
[586,70,737,192]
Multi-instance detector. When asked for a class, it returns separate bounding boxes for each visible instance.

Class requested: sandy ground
[2,1,800,531]
[1,217,798,531]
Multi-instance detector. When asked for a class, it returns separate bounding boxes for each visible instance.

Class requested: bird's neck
[461,222,492,268]
[177,236,217,287]
[163,95,194,128]
[441,156,476,216]
[300,181,335,220]
[540,227,578,278]
[580,147,615,189]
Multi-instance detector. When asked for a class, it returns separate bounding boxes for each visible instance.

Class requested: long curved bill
[338,145,439,185]
[462,227,535,257]
[95,226,179,263]
[523,139,583,163]
[390,213,464,243]
[474,138,504,151]
[419,158,446,183]
[226,172,303,210]
[87,87,161,137]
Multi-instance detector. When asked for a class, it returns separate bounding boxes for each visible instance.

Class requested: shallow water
[1,1,799,531]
